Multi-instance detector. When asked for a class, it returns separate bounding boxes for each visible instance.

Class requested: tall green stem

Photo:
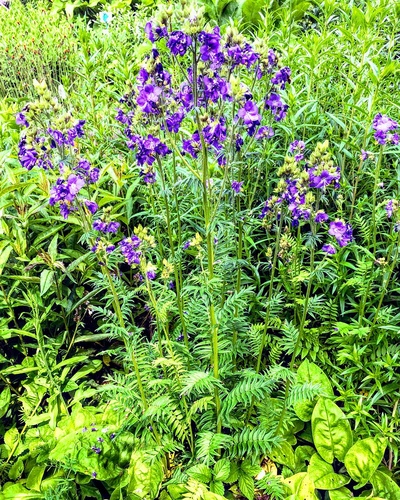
[103,267,148,410]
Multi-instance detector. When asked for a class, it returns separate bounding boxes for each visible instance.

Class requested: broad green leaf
[4,427,19,451]
[238,472,254,500]
[8,457,24,480]
[0,483,43,499]
[308,453,350,490]
[370,470,400,500]
[187,463,212,483]
[344,438,387,488]
[240,0,265,25]
[329,487,353,499]
[269,442,296,471]
[40,269,55,296]
[0,386,11,418]
[283,472,318,499]
[312,398,353,463]
[127,451,163,499]
[213,458,230,481]
[294,360,333,421]
[26,465,46,491]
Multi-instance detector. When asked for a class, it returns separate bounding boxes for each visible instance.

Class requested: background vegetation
[1,0,400,498]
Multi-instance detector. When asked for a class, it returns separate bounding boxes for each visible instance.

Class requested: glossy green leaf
[344,437,387,488]
[283,472,318,499]
[0,386,11,418]
[308,453,350,490]
[294,360,333,421]
[25,465,46,491]
[40,269,55,296]
[312,397,353,463]
[8,457,24,480]
[127,451,163,499]
[329,487,353,499]
[370,470,400,500]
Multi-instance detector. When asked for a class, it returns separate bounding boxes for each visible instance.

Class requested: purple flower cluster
[231,180,243,194]
[372,114,399,145]
[265,93,288,122]
[93,220,120,233]
[328,220,353,247]
[127,134,171,167]
[119,236,142,266]
[49,175,85,219]
[115,18,290,188]
[48,120,85,147]
[290,140,306,162]
[271,67,291,89]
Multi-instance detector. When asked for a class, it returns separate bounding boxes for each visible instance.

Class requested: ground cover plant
[1,0,400,498]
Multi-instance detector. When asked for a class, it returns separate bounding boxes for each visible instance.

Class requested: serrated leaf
[213,458,230,481]
[238,472,254,500]
[187,463,212,483]
[8,457,24,480]
[344,438,387,488]
[312,398,353,463]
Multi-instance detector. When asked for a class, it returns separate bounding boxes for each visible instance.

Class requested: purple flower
[119,236,142,266]
[183,241,190,250]
[203,117,227,149]
[146,270,156,280]
[237,101,261,129]
[93,220,107,232]
[255,126,274,140]
[372,113,399,145]
[85,200,98,214]
[315,210,329,223]
[106,222,120,233]
[308,167,340,189]
[322,244,337,254]
[231,181,243,194]
[290,140,305,153]
[226,43,259,68]
[198,27,223,66]
[167,31,192,56]
[92,472,97,479]
[329,220,353,247]
[91,446,101,454]
[49,175,85,218]
[145,21,168,42]
[137,84,162,114]
[166,109,185,133]
[202,75,231,103]
[182,131,201,158]
[386,200,394,218]
[106,245,115,253]
[16,112,29,127]
[141,170,157,184]
[271,67,291,89]
[18,140,37,170]
[265,93,288,121]
[48,128,66,147]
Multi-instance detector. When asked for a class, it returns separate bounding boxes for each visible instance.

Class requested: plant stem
[103,266,148,410]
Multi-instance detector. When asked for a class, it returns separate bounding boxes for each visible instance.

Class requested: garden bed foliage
[0,0,400,498]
